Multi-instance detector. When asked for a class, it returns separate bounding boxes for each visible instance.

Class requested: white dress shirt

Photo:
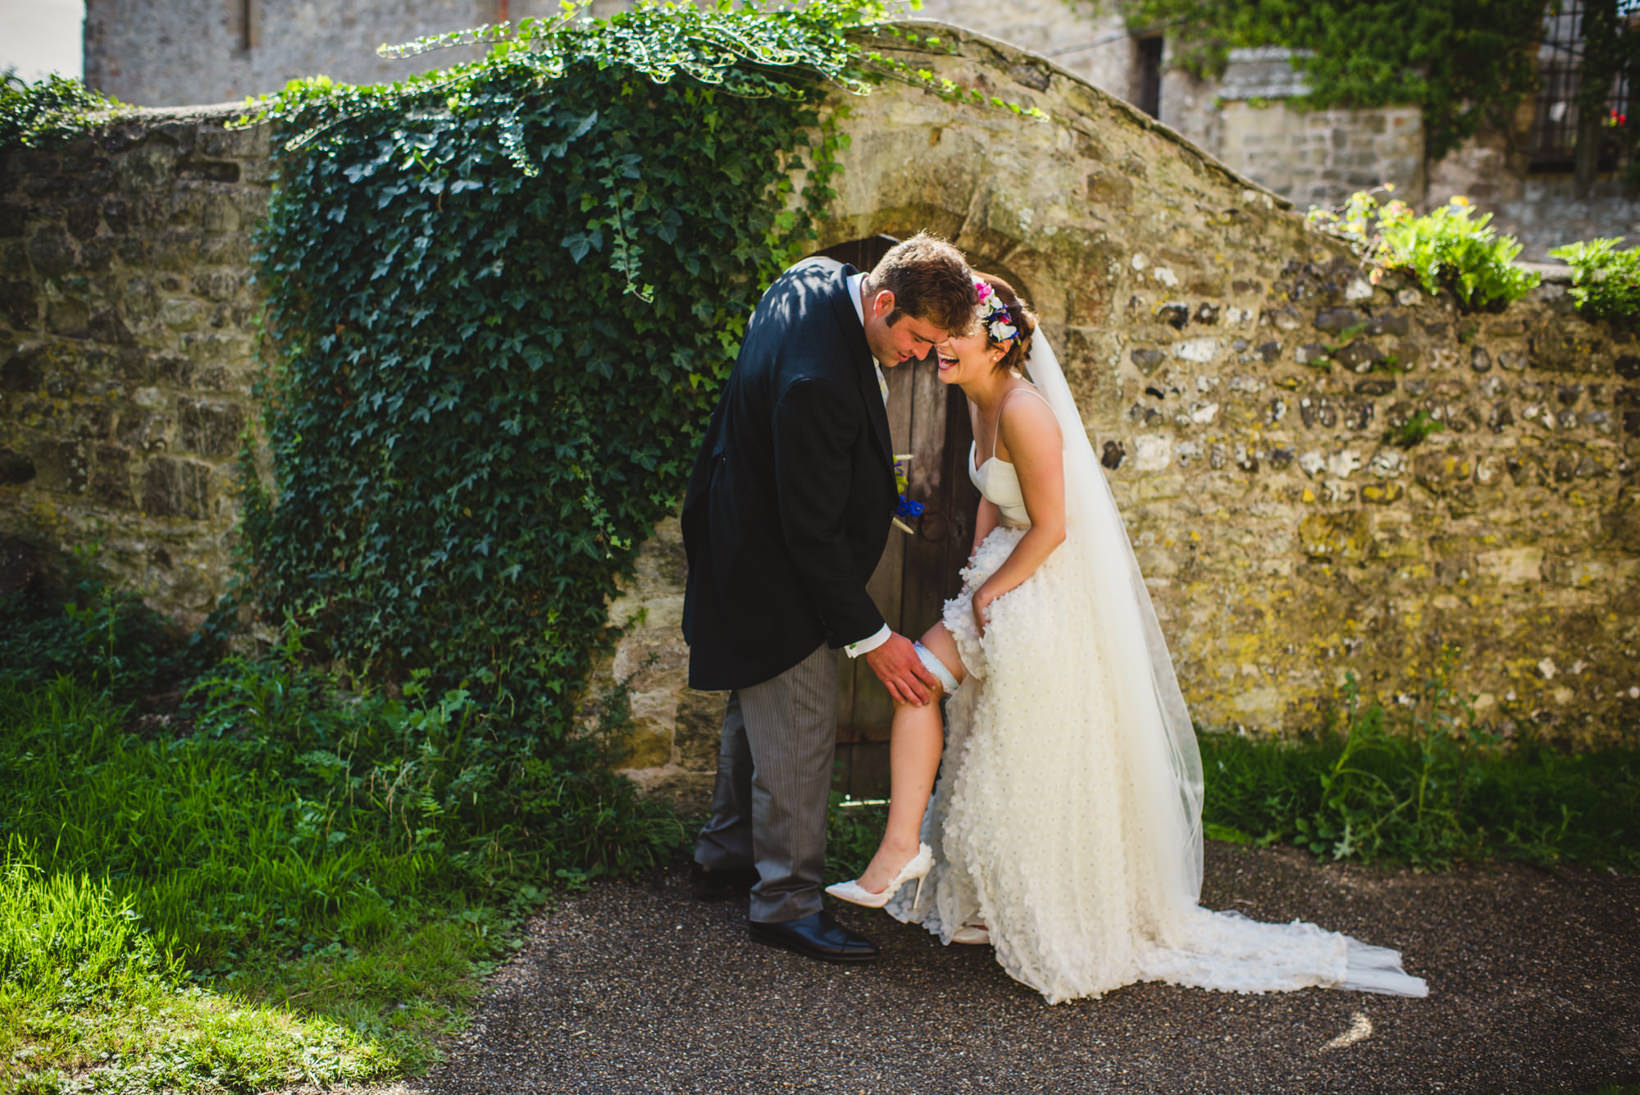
[841,271,891,659]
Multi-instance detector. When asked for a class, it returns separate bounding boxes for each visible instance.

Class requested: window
[1132,35,1163,119]
[1529,0,1634,172]
[227,0,257,54]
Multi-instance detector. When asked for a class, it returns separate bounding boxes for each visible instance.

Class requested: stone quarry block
[140,457,214,519]
[177,399,247,457]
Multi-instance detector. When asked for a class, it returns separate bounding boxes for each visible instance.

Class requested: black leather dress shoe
[748,911,880,963]
[689,861,759,901]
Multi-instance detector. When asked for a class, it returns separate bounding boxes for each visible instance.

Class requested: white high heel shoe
[825,843,933,909]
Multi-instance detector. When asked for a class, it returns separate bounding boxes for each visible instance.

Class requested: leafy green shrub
[1549,237,1640,324]
[1201,660,1640,871]
[242,2,865,750]
[0,578,223,704]
[0,72,126,149]
[1310,191,1540,311]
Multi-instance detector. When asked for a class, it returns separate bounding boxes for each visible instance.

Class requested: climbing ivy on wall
[1119,0,1548,160]
[0,72,126,148]
[243,2,874,743]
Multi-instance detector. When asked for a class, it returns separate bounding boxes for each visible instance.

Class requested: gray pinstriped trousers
[694,642,837,924]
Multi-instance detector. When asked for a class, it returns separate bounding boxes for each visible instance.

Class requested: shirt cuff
[844,624,892,658]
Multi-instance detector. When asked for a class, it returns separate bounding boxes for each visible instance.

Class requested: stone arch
[810,228,1062,793]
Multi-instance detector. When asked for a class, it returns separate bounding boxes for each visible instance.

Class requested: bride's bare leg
[856,623,966,893]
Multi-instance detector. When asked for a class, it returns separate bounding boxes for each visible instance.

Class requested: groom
[681,233,976,962]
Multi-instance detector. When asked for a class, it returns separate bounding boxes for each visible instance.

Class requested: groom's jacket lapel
[680,257,899,692]
[828,267,896,492]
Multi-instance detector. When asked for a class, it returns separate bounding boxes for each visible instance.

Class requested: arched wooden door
[815,235,982,798]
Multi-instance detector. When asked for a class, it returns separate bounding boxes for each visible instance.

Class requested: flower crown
[974,280,1022,344]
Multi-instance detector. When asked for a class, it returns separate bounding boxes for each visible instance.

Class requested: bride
[825,274,1428,1003]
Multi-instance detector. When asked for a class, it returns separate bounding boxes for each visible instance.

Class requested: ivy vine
[242,1,881,748]
[0,73,126,149]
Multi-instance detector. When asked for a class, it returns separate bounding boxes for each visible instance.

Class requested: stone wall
[1207,48,1420,211]
[0,108,270,629]
[1216,100,1425,212]
[1426,145,1640,262]
[594,26,1639,802]
[1211,49,1425,212]
[4,26,1636,814]
[86,0,503,106]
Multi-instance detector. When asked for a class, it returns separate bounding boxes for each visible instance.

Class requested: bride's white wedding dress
[884,336,1427,1004]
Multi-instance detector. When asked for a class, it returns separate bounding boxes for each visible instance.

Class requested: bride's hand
[972,589,996,636]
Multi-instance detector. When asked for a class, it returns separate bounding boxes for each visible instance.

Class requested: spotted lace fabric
[886,525,1426,1003]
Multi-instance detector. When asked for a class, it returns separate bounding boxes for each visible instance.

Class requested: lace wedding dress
[885,336,1427,1004]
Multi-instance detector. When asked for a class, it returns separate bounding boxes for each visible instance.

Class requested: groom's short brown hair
[863,232,976,336]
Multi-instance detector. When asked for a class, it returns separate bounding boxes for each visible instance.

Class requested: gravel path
[402,844,1637,1094]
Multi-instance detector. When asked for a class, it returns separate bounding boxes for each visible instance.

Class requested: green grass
[1200,730,1640,870]
[1199,672,1639,871]
[0,677,487,1091]
[0,608,686,1093]
[0,841,387,1093]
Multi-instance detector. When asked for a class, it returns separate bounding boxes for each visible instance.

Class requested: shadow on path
[404,844,1638,1094]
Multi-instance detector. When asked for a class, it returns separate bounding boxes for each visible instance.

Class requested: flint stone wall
[2,26,1635,811]
[595,26,1639,803]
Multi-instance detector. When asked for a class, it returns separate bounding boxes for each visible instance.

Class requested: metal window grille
[1529,0,1635,171]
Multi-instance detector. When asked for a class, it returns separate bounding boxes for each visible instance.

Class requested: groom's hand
[865,633,939,706]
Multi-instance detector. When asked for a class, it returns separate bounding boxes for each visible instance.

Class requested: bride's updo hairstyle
[975,274,1038,374]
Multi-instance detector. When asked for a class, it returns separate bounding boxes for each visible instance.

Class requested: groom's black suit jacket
[681,258,898,692]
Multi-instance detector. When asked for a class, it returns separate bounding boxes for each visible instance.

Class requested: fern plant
[1310,190,1540,311]
[1550,237,1640,324]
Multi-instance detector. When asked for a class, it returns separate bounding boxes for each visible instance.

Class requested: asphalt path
[395,843,1637,1094]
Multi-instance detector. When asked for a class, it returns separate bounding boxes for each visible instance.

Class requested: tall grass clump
[0,839,181,1006]
[1200,655,1640,871]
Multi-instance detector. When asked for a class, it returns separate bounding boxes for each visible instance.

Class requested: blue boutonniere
[892,453,921,534]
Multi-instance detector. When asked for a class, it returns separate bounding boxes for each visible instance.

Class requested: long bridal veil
[917,330,1431,1000]
[1025,332,1208,909]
